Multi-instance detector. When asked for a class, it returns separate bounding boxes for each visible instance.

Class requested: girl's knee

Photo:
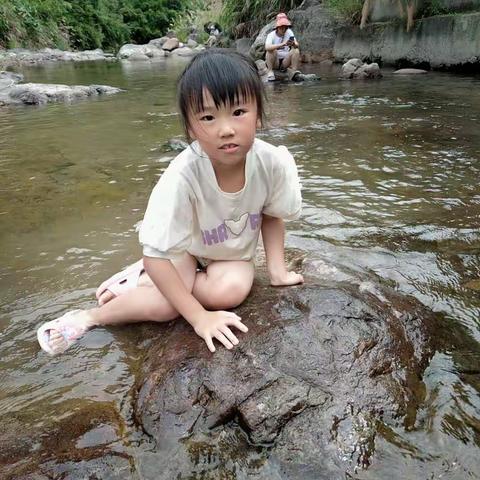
[207,276,253,309]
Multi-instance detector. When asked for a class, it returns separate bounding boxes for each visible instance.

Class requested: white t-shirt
[265,28,295,60]
[139,138,302,263]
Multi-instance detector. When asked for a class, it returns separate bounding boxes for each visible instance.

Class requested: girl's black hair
[177,49,266,138]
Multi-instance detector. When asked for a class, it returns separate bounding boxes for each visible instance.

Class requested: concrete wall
[370,0,480,21]
[333,13,480,68]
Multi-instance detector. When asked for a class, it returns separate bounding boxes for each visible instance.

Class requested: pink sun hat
[275,13,292,28]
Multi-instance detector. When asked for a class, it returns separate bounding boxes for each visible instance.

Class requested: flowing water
[0,58,479,478]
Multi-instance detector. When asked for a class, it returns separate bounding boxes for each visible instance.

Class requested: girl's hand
[192,311,248,353]
[270,271,304,287]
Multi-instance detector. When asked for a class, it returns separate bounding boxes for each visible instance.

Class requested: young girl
[37,49,303,355]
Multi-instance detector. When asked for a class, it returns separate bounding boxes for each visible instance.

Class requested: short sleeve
[139,168,193,259]
[262,146,302,220]
[265,31,274,47]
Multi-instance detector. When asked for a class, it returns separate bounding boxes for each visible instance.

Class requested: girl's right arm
[143,256,247,352]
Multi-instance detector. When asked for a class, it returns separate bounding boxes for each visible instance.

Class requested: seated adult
[264,13,301,81]
[205,22,221,48]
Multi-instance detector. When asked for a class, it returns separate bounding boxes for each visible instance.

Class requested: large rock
[0,83,123,106]
[172,47,195,57]
[148,36,169,48]
[249,22,274,60]
[250,1,341,62]
[288,0,341,62]
[162,38,180,52]
[250,0,341,62]
[0,48,115,68]
[117,43,165,60]
[3,254,452,478]
[130,257,434,478]
[341,58,382,78]
[369,0,480,22]
[235,37,253,56]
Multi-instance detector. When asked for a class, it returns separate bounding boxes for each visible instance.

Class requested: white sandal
[37,310,91,355]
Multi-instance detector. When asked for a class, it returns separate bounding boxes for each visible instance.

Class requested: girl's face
[188,89,259,169]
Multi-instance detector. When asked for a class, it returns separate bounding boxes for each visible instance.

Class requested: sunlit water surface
[0,58,479,478]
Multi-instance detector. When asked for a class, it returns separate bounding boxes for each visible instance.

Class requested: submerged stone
[394,68,429,74]
[162,138,189,152]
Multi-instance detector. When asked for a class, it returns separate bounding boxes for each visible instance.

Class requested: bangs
[177,49,265,135]
[187,70,258,114]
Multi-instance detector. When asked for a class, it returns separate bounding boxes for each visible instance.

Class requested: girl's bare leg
[45,254,197,353]
[97,259,255,316]
[192,260,255,310]
[44,258,254,353]
[92,254,199,325]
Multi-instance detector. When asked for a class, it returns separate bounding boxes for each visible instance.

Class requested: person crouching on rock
[265,13,301,82]
[37,49,304,356]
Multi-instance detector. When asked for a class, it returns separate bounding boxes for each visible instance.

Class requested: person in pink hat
[264,13,301,81]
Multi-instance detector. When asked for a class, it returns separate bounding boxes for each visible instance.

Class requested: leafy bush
[324,0,363,21]
[170,0,215,43]
[0,0,69,48]
[220,0,304,37]
[65,1,129,50]
[0,0,192,51]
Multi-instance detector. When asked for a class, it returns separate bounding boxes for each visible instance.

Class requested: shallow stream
[0,58,479,478]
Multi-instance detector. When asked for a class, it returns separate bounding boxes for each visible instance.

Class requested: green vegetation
[324,0,363,21]
[0,0,69,49]
[0,0,193,51]
[170,0,216,43]
[220,0,304,36]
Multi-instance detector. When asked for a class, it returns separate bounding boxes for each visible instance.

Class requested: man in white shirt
[264,13,301,81]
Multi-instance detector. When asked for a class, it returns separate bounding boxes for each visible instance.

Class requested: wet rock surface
[130,259,435,478]
[0,73,124,106]
[117,43,165,60]
[341,58,382,79]
[255,60,320,83]
[0,402,133,479]
[0,70,23,90]
[0,48,115,68]
[162,137,189,152]
[394,68,429,74]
